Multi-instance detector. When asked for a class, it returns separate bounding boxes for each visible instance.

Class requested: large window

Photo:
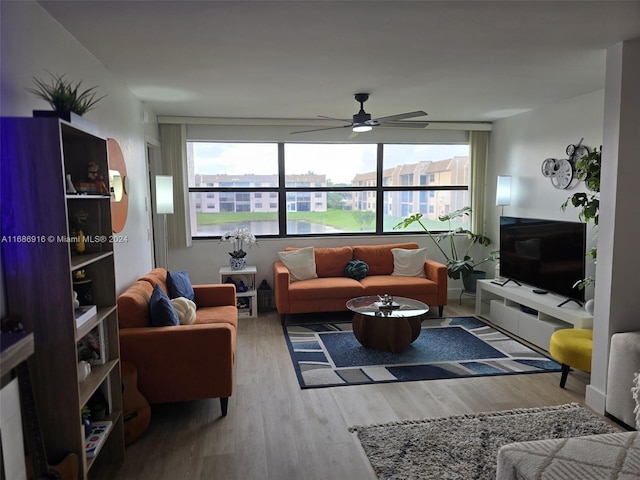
[187,142,470,237]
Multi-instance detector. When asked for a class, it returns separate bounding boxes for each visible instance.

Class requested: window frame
[187,141,470,239]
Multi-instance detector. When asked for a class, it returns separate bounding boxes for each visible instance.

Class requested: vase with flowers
[221,227,257,270]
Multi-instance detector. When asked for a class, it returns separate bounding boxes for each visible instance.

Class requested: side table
[219,265,258,318]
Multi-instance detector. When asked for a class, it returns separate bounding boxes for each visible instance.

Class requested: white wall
[487,90,604,297]
[487,56,640,417]
[0,0,156,313]
[586,38,640,414]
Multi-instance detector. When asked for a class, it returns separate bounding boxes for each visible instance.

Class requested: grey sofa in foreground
[497,330,640,479]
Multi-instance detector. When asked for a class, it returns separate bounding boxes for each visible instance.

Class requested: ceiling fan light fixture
[353,124,373,133]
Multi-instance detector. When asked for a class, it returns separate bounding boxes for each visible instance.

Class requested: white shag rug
[350,403,621,480]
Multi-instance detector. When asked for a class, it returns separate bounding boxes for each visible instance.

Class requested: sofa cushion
[278,247,318,281]
[288,277,364,301]
[139,268,169,293]
[166,270,195,301]
[150,284,180,327]
[344,260,369,280]
[360,275,439,297]
[285,246,353,278]
[391,247,427,278]
[117,280,153,329]
[194,305,239,328]
[353,242,418,275]
[314,246,354,277]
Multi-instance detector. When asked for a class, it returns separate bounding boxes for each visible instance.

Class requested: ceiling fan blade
[317,115,351,124]
[375,110,428,122]
[347,130,360,139]
[378,121,430,129]
[290,125,352,134]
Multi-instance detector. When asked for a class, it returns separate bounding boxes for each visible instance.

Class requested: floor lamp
[155,175,174,268]
[496,175,512,216]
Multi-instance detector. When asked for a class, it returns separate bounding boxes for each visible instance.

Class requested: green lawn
[196,210,454,233]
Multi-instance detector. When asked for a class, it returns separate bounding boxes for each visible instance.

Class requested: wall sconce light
[109,170,123,202]
[496,175,512,216]
[108,138,129,233]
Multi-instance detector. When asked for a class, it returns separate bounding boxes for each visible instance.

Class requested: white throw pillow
[278,247,318,282]
[171,297,197,325]
[391,247,427,278]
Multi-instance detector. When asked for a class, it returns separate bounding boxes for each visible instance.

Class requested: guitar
[121,362,151,446]
[17,362,79,480]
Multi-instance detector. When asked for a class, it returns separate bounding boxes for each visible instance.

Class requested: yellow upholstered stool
[549,329,593,388]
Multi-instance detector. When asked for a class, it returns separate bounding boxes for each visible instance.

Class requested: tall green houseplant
[394,206,498,280]
[561,146,601,289]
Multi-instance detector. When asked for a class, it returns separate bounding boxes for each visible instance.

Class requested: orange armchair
[117,269,237,416]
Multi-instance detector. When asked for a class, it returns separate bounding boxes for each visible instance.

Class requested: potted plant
[394,206,498,292]
[27,71,106,118]
[221,227,257,270]
[561,146,601,299]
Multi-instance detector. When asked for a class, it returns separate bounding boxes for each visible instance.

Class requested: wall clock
[550,158,574,189]
[541,158,558,177]
[566,140,589,162]
[542,139,588,190]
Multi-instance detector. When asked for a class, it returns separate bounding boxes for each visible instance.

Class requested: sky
[192,142,469,184]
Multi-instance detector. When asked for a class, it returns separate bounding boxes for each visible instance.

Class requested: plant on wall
[27,71,106,115]
[561,146,601,289]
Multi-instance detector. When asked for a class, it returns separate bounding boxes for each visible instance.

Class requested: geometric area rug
[284,316,562,389]
[349,403,622,480]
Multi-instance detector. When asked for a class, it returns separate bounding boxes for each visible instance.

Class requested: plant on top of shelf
[561,146,601,290]
[393,206,498,280]
[221,227,257,259]
[27,71,107,115]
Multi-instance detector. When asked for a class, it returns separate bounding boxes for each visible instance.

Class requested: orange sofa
[117,268,237,416]
[273,242,448,323]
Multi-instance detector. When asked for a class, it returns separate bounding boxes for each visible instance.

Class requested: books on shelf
[75,305,97,328]
[85,420,112,458]
[237,297,252,317]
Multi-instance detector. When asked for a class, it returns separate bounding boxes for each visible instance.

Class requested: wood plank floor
[97,299,604,480]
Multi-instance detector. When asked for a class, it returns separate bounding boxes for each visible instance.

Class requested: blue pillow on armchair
[166,270,195,301]
[149,284,179,327]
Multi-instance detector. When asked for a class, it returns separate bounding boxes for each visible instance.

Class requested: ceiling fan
[291,93,429,134]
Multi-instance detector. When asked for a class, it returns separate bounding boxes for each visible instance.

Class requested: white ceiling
[38,1,640,125]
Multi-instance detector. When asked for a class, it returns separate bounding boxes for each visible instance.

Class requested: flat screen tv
[499,216,586,305]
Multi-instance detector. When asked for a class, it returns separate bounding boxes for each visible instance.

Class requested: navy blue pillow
[149,284,179,327]
[166,270,195,301]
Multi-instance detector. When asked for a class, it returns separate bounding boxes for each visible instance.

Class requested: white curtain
[470,130,489,235]
[159,124,192,248]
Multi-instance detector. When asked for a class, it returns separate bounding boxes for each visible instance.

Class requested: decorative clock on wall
[550,158,574,189]
[541,139,588,190]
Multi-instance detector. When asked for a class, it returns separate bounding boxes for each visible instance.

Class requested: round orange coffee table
[346,296,429,353]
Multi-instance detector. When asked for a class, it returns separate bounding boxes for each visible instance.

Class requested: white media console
[474,279,593,351]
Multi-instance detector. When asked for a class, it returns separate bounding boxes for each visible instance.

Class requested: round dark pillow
[344,260,369,280]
